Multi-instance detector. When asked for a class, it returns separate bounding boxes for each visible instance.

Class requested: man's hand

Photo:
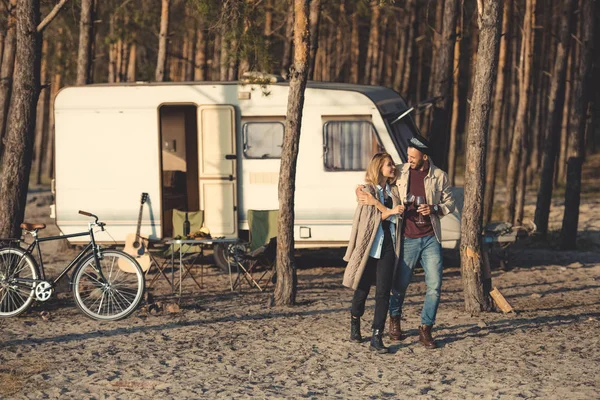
[417,204,435,216]
[356,185,377,206]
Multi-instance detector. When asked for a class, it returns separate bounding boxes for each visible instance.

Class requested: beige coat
[342,184,402,290]
[396,161,455,243]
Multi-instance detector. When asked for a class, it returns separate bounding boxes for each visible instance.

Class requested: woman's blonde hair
[365,152,396,185]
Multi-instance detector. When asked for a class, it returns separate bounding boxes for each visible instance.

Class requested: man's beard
[411,159,424,170]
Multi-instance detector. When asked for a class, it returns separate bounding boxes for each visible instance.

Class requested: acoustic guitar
[119,193,151,272]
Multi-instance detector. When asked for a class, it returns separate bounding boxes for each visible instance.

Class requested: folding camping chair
[146,210,206,291]
[231,209,278,291]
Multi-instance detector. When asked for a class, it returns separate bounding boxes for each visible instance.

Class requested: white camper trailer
[52,81,460,255]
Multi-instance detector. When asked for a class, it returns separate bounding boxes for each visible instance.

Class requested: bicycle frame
[16,223,108,286]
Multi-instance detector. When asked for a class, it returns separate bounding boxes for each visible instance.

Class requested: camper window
[323,121,382,171]
[242,122,284,159]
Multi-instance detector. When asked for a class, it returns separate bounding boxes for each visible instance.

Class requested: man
[358,135,455,349]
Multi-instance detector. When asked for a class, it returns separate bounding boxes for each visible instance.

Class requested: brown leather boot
[418,325,437,349]
[388,316,403,341]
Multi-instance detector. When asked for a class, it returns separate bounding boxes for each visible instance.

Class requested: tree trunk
[504,0,535,224]
[483,0,511,224]
[376,13,389,86]
[281,1,294,78]
[334,0,347,81]
[393,2,410,92]
[349,11,359,84]
[33,38,48,185]
[108,15,116,83]
[428,0,459,170]
[364,1,380,85]
[534,0,574,235]
[76,0,94,85]
[461,0,502,314]
[557,40,574,184]
[384,15,396,88]
[307,0,321,80]
[400,0,417,97]
[127,42,137,82]
[264,0,273,46]
[0,0,41,238]
[0,32,4,68]
[45,50,62,181]
[0,0,18,158]
[447,20,462,187]
[155,0,170,82]
[194,22,207,81]
[275,0,310,306]
[560,0,593,250]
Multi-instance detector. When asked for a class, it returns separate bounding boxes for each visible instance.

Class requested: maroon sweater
[404,168,435,238]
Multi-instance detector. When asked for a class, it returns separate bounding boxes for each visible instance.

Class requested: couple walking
[342,135,456,354]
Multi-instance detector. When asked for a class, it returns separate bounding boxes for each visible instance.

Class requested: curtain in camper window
[243,122,284,159]
[324,121,380,171]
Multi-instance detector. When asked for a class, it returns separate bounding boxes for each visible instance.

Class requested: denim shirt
[369,183,397,259]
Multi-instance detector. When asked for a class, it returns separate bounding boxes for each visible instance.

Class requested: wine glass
[415,196,426,225]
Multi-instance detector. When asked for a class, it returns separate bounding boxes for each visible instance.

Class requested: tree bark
[484,0,511,224]
[461,0,502,314]
[275,0,310,306]
[0,0,18,158]
[0,0,41,238]
[349,10,359,84]
[401,0,417,97]
[307,0,321,80]
[108,16,116,83]
[560,0,594,250]
[264,0,273,45]
[33,37,48,185]
[557,48,573,184]
[281,1,294,78]
[127,42,137,82]
[504,0,535,224]
[534,0,574,235]
[76,0,94,85]
[155,0,170,82]
[447,20,462,187]
[45,39,62,181]
[194,21,207,81]
[428,0,458,170]
[364,1,380,85]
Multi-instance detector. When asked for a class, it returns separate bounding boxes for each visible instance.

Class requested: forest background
[0,0,597,246]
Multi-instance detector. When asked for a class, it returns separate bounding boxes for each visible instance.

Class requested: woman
[342,152,404,354]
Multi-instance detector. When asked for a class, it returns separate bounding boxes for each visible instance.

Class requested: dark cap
[408,135,431,156]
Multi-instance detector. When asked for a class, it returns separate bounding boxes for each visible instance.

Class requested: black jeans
[350,229,396,331]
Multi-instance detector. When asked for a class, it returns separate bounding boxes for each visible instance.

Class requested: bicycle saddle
[20,223,46,230]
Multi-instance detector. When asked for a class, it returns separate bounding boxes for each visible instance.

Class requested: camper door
[197,105,238,237]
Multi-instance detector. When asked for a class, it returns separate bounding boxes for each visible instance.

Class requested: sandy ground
[1,157,600,399]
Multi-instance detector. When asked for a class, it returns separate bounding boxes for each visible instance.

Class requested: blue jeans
[389,235,443,326]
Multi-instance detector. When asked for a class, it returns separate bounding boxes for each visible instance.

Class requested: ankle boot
[418,325,437,349]
[388,315,403,341]
[350,317,362,343]
[370,329,389,354]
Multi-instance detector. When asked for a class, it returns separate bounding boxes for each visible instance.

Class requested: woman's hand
[391,205,405,214]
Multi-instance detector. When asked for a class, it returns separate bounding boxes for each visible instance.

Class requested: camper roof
[79,80,410,118]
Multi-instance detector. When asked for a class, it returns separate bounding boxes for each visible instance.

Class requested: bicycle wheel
[72,249,145,321]
[0,247,39,317]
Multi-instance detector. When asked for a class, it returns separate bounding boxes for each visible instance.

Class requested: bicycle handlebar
[78,210,104,230]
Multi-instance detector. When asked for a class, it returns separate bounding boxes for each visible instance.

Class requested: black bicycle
[0,211,145,320]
